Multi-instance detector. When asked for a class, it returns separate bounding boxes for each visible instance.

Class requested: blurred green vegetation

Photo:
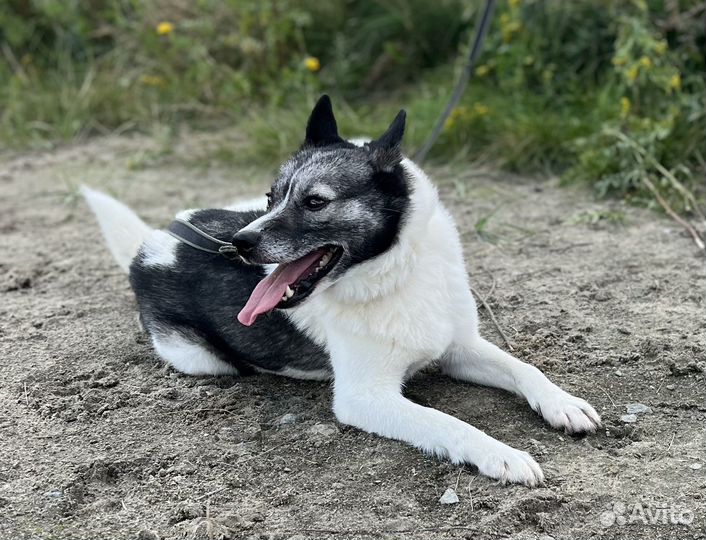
[1,0,704,215]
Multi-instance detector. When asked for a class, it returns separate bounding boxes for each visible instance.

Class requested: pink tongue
[237,250,325,326]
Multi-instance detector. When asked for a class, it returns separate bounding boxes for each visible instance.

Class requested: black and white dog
[84,96,600,486]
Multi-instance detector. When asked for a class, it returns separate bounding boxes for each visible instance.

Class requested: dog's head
[236,95,411,326]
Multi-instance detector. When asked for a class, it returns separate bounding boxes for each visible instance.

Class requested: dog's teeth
[285,286,294,298]
[281,295,287,302]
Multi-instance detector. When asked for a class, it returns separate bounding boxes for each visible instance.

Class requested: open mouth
[237,245,343,326]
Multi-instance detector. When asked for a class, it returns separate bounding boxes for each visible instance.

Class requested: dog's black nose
[232,229,261,255]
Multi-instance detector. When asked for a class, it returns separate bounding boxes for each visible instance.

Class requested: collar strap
[167,219,240,260]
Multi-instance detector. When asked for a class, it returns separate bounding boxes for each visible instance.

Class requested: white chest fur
[286,158,475,373]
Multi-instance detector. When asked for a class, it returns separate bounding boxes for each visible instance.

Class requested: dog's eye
[265,192,273,209]
[303,196,329,210]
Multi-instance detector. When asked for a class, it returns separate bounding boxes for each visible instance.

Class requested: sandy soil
[1,134,704,540]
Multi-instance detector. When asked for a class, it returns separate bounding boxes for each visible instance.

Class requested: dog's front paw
[531,390,601,434]
[447,438,544,487]
[473,441,545,487]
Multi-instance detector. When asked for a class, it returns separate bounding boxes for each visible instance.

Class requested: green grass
[1,0,704,223]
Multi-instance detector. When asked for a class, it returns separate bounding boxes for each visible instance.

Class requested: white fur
[176,208,198,221]
[349,138,371,147]
[309,184,337,200]
[140,230,179,268]
[255,366,332,381]
[81,186,151,273]
[152,331,238,376]
[284,157,601,486]
[224,196,268,212]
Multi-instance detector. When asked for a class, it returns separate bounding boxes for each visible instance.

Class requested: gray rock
[169,502,205,525]
[278,413,298,426]
[137,530,160,540]
[156,387,179,400]
[439,487,459,505]
[620,414,637,423]
[626,403,652,415]
[307,423,338,438]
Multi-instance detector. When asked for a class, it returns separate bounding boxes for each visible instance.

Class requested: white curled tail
[81,187,152,273]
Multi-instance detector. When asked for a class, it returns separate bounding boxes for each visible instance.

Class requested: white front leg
[442,336,601,433]
[326,331,544,486]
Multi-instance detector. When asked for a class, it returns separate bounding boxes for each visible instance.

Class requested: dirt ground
[1,134,704,540]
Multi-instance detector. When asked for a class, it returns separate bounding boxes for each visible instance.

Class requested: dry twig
[642,177,705,252]
[471,286,514,351]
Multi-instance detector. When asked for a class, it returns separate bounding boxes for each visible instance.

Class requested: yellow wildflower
[638,56,652,69]
[654,40,667,56]
[451,106,469,120]
[473,103,490,117]
[502,20,522,43]
[509,0,521,7]
[669,73,681,91]
[304,56,321,72]
[475,64,490,77]
[620,97,631,118]
[156,21,174,35]
[140,74,166,87]
[626,65,639,83]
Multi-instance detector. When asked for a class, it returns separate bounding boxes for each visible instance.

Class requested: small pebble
[621,414,637,424]
[689,463,702,470]
[666,384,675,391]
[137,531,159,540]
[307,423,338,438]
[614,370,624,377]
[593,290,613,302]
[156,387,179,400]
[278,413,298,426]
[439,487,459,505]
[626,403,652,415]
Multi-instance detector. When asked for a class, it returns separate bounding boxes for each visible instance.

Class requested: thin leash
[414,0,497,163]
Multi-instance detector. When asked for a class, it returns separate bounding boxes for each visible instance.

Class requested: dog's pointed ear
[367,110,406,172]
[305,95,343,147]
